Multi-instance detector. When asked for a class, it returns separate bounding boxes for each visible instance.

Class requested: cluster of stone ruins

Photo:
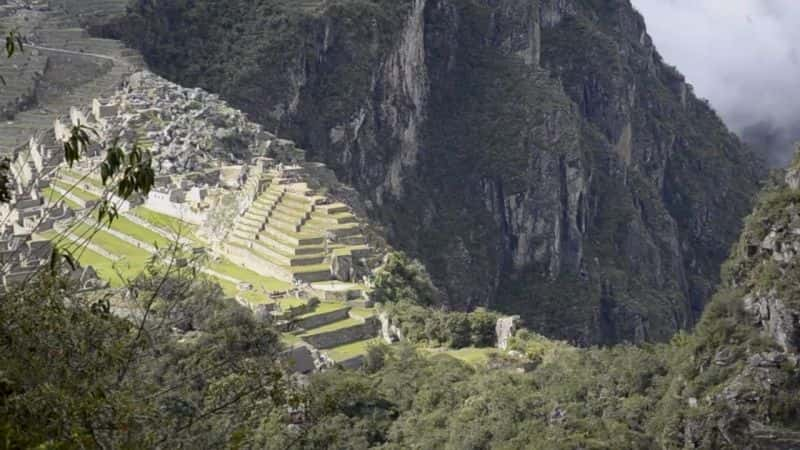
[1,70,379,299]
[0,1,521,373]
[0,68,391,369]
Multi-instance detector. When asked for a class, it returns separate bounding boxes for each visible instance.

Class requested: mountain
[118,0,764,345]
[647,155,800,448]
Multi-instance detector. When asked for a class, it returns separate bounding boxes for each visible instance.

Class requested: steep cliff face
[645,157,800,449]
[123,0,762,344]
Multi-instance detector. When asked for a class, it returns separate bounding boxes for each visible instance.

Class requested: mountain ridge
[118,0,763,344]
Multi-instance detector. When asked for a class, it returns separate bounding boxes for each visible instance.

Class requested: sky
[631,0,800,166]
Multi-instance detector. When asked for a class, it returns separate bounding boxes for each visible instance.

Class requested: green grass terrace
[300,317,362,337]
[59,167,104,189]
[325,339,379,362]
[130,207,203,245]
[51,179,100,202]
[420,346,498,367]
[41,187,82,210]
[207,258,290,292]
[41,229,138,287]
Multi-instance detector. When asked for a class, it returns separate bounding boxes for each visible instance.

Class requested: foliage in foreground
[0,256,292,448]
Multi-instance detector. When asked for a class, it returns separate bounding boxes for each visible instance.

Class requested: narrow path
[28,43,124,64]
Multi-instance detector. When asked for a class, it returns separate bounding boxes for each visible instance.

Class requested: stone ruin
[46,70,382,287]
[0,223,100,294]
[0,69,382,298]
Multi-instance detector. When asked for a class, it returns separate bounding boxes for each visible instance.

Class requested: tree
[372,252,438,306]
[0,249,293,448]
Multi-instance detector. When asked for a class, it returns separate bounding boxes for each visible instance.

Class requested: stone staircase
[224,166,372,284]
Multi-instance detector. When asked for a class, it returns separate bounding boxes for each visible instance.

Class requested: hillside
[120,0,765,344]
[244,152,800,448]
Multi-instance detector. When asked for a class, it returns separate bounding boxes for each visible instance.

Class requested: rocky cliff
[644,153,800,449]
[120,0,763,344]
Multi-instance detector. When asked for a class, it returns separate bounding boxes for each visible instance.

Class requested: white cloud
[631,0,800,165]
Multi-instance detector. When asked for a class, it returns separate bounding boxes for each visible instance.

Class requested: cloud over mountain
[632,0,800,166]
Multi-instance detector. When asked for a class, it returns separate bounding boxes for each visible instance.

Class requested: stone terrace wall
[293,307,350,331]
[302,318,379,349]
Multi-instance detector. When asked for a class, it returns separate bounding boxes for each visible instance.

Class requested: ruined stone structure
[223,165,374,284]
[0,0,385,369]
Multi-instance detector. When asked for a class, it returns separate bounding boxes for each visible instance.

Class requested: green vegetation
[0,263,288,448]
[132,206,198,233]
[51,179,100,202]
[0,1,794,448]
[41,186,82,210]
[124,0,412,129]
[372,251,438,306]
[108,215,172,248]
[11,158,800,448]
[382,300,499,349]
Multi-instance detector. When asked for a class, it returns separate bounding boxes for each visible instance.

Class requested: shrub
[372,252,438,306]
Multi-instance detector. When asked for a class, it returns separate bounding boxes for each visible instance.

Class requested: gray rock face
[678,164,800,447]
[495,316,521,350]
[744,292,800,354]
[331,254,353,282]
[378,312,404,344]
[131,0,763,344]
[787,165,800,191]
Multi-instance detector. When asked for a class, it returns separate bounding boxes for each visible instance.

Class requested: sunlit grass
[325,339,378,361]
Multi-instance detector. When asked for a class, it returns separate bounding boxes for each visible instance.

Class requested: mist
[631,0,800,167]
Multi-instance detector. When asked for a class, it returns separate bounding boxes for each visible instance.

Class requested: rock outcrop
[654,152,800,448]
[495,315,521,350]
[123,0,763,344]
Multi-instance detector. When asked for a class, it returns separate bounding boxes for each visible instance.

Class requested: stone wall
[337,355,365,370]
[302,318,379,349]
[143,196,206,225]
[379,312,404,344]
[223,243,295,282]
[293,307,350,331]
[281,345,316,374]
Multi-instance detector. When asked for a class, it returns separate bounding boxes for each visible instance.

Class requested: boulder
[331,253,353,282]
[495,315,521,350]
[743,291,800,354]
[786,165,800,191]
[378,312,403,344]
